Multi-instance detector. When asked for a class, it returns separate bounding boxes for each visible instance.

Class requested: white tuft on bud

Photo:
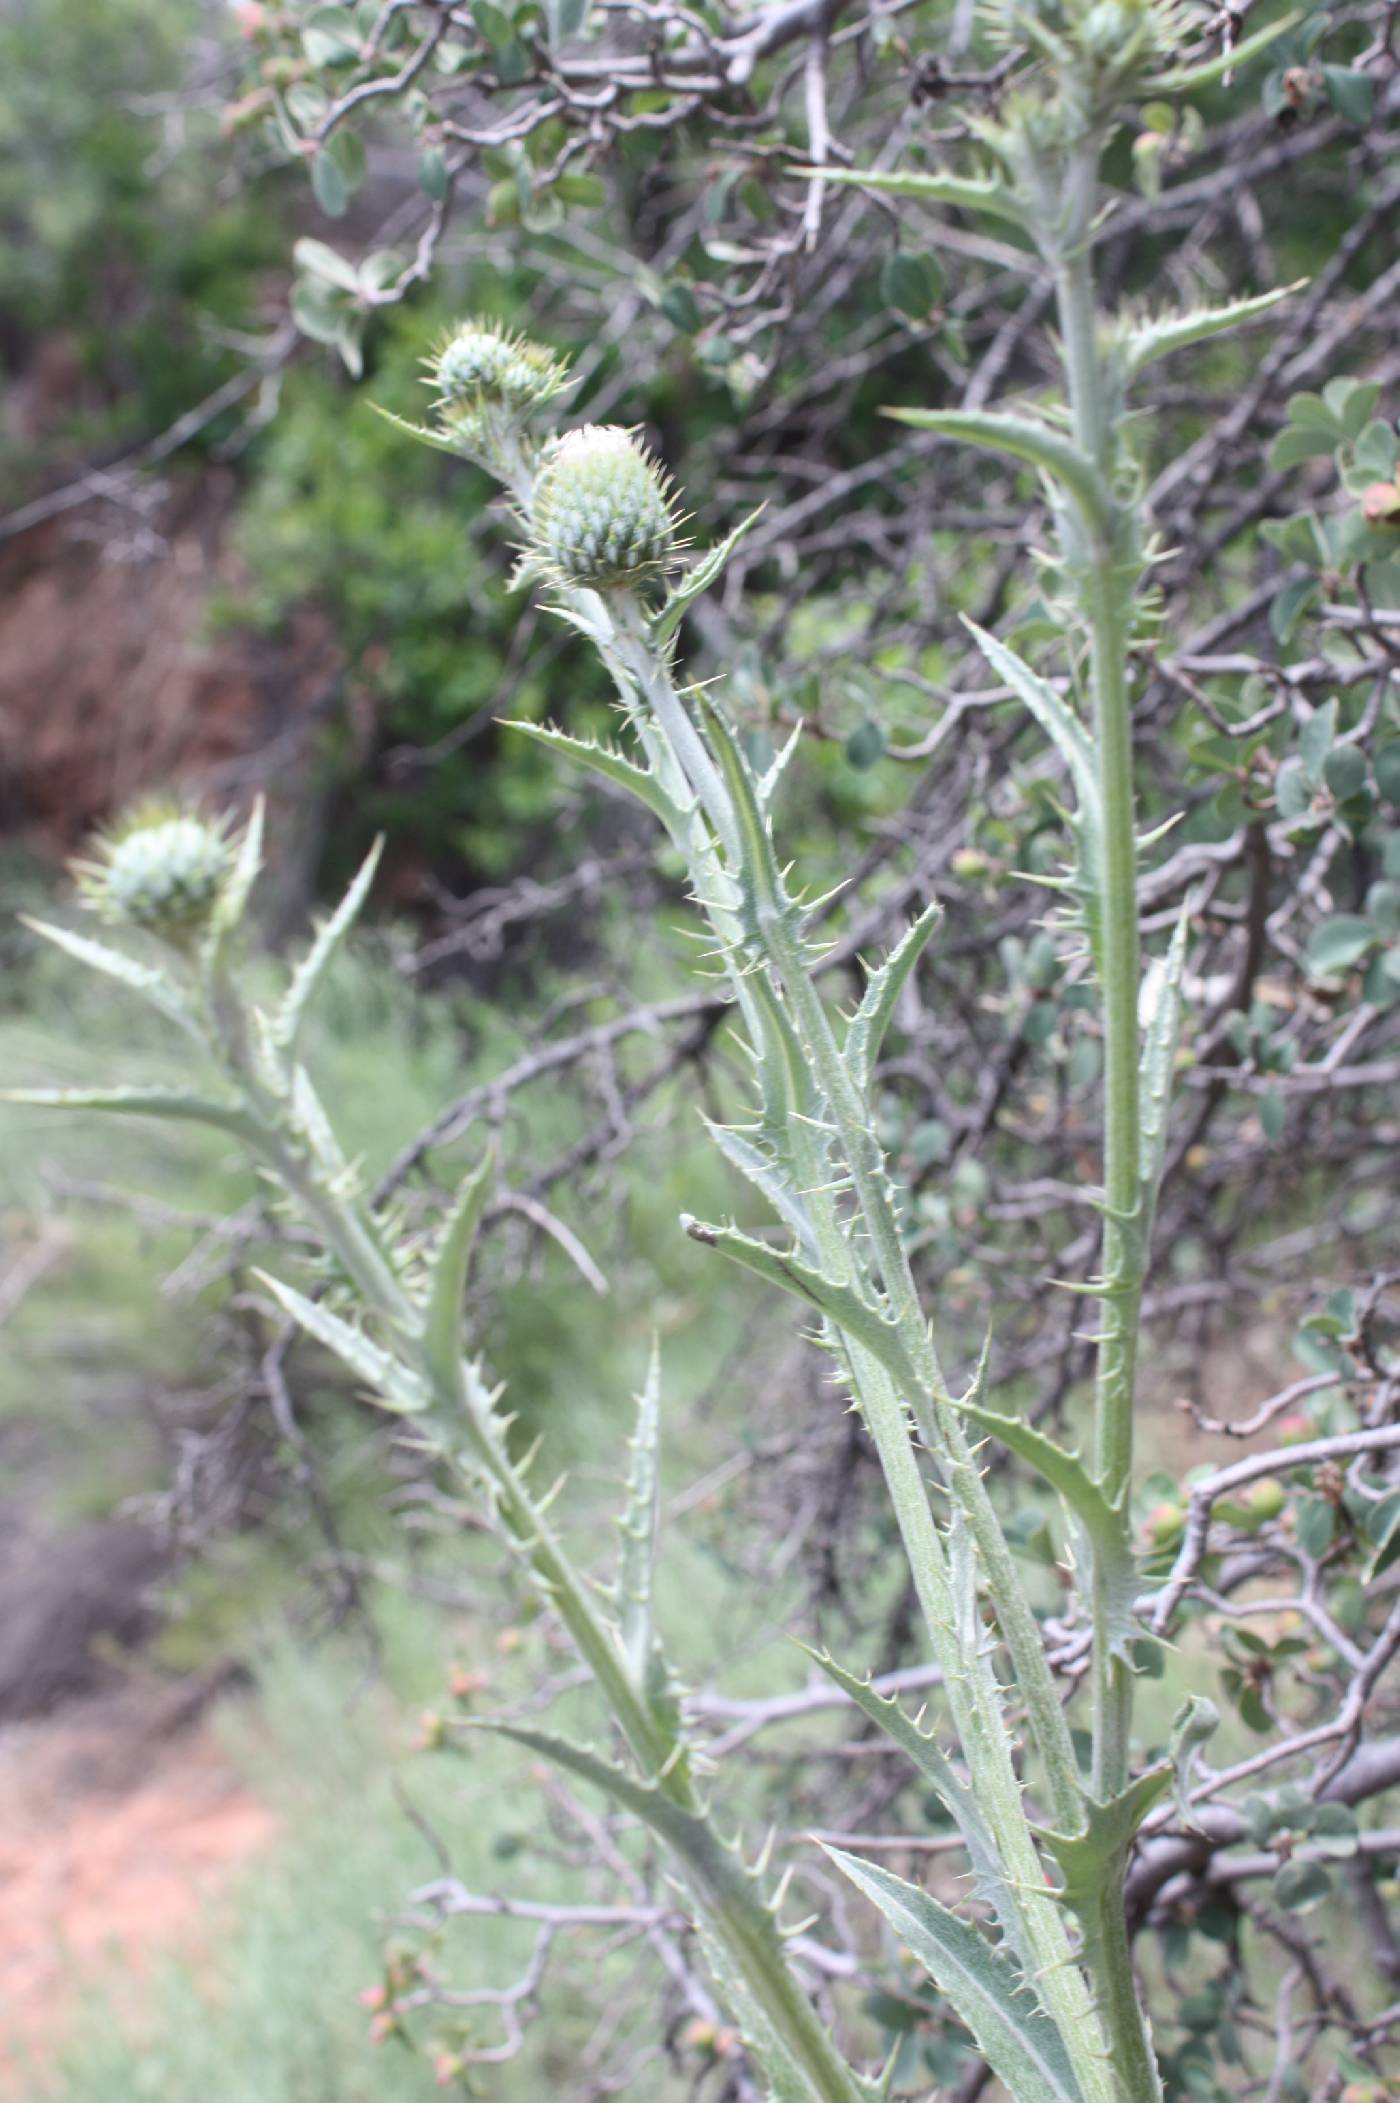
[530,425,679,589]
[77,811,232,936]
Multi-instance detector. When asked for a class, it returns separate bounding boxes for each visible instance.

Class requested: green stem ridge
[1037,136,1161,2102]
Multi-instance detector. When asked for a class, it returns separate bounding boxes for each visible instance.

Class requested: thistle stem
[1048,157,1162,2103]
[1051,223,1143,1810]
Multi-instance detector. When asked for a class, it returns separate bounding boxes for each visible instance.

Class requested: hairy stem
[1051,218,1143,1810]
[1047,157,1160,2103]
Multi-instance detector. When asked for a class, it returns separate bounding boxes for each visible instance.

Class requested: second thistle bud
[76,809,233,939]
[530,424,679,590]
[428,320,568,442]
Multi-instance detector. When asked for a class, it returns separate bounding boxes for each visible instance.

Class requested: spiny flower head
[76,806,233,936]
[428,320,570,420]
[530,424,681,589]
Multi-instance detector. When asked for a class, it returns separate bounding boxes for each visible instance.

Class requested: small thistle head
[429,320,569,424]
[530,424,681,590]
[76,806,233,938]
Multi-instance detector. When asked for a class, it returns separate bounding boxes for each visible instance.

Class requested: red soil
[0,1690,276,2079]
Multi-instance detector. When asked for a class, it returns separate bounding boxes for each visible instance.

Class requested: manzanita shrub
[12,0,1400,2096]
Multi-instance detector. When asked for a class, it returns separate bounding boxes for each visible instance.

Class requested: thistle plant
[15,0,1387,2094]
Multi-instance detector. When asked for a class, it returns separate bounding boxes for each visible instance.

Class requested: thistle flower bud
[76,809,232,936]
[429,320,568,419]
[530,424,679,589]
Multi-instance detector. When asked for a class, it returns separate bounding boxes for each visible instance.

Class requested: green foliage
[11,0,1400,2090]
[0,0,285,477]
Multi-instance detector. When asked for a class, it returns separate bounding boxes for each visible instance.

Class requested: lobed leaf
[790,164,1022,226]
[422,1148,494,1395]
[20,919,202,1040]
[1121,283,1303,381]
[256,1270,430,1414]
[844,903,941,1094]
[652,506,765,647]
[510,719,694,834]
[883,409,1106,531]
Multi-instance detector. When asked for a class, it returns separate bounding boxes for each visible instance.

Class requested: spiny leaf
[882,408,1105,531]
[1036,1775,1172,2100]
[617,1340,663,1683]
[743,959,829,1148]
[19,919,201,1039]
[823,1848,1086,2103]
[758,722,803,808]
[291,1064,359,1193]
[0,1084,259,1140]
[367,399,473,458]
[801,1648,1045,1983]
[697,696,793,925]
[962,620,1098,816]
[681,1216,917,1392]
[955,1401,1117,1550]
[208,797,265,947]
[256,1271,430,1413]
[274,838,384,1054]
[1121,283,1304,381]
[422,1148,494,1394]
[845,903,941,1091]
[1039,1767,1173,1930]
[470,1720,695,1833]
[703,1117,816,1252]
[1143,11,1300,91]
[690,1911,877,2103]
[962,619,1108,973]
[802,1649,974,1828]
[472,1724,870,2103]
[789,164,1021,226]
[510,719,693,833]
[951,1394,1139,1662]
[652,505,765,647]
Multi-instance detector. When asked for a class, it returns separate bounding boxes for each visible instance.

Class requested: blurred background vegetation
[2,0,1399,2095]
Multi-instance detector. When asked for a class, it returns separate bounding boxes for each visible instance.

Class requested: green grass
[24,1594,676,2102]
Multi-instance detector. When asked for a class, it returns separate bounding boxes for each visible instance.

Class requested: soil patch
[0,1682,275,2083]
